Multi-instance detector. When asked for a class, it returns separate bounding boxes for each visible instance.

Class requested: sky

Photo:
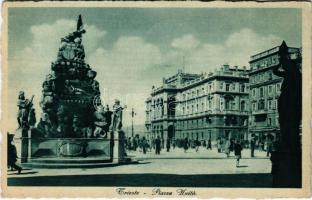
[6,7,302,131]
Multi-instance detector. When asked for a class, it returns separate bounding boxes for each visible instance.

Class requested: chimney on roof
[243,66,246,71]
[163,77,166,84]
[234,66,238,71]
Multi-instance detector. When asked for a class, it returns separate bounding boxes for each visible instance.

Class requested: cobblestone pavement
[7,147,271,177]
[7,147,272,187]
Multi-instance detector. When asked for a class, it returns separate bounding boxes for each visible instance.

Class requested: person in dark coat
[250,138,255,157]
[195,138,200,152]
[234,140,243,167]
[142,136,147,154]
[155,136,161,155]
[166,138,170,152]
[7,133,22,174]
[207,139,212,150]
[183,137,189,153]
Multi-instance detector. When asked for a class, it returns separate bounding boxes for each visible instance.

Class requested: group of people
[124,134,277,168]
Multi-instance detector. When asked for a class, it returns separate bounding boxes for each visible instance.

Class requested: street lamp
[130,108,136,137]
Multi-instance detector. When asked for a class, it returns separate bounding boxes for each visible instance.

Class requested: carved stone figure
[93,105,107,137]
[17,91,34,130]
[110,99,126,132]
[28,108,36,128]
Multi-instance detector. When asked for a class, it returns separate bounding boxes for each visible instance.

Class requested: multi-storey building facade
[145,65,249,142]
[248,45,301,142]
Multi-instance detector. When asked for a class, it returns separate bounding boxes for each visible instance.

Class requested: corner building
[248,45,301,142]
[145,65,249,143]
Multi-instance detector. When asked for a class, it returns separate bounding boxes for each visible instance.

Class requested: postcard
[1,1,311,198]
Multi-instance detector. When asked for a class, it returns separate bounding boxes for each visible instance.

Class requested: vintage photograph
[1,2,311,198]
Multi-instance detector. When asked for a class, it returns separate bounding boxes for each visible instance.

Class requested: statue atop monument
[34,15,109,138]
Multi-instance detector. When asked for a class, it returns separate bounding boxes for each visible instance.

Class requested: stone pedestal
[112,131,126,163]
[20,129,30,163]
[112,131,119,163]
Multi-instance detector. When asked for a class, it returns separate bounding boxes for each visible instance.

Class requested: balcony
[252,109,268,115]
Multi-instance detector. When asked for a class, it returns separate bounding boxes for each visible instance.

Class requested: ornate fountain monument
[19,15,129,168]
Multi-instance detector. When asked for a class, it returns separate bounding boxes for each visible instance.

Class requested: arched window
[225,98,231,110]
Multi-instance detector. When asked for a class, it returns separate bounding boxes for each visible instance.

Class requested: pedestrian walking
[183,137,189,153]
[172,139,176,149]
[7,133,22,174]
[225,139,231,158]
[217,138,222,153]
[142,136,147,154]
[155,136,161,155]
[195,138,200,152]
[266,134,274,157]
[166,138,170,152]
[250,138,255,157]
[207,139,212,150]
[234,140,243,167]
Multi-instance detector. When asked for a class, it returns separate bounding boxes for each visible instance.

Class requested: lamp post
[130,108,136,137]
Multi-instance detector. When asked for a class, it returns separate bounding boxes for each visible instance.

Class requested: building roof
[249,45,300,63]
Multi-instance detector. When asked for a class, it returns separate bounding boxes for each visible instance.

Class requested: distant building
[145,65,250,143]
[248,45,301,142]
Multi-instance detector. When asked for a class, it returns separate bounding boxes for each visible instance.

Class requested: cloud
[173,29,282,73]
[171,34,200,51]
[87,36,162,125]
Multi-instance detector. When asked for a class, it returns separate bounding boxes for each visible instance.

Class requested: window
[241,101,246,111]
[182,107,185,115]
[241,84,245,92]
[268,100,272,110]
[226,84,230,92]
[183,94,186,100]
[196,90,199,96]
[260,87,264,97]
[252,89,256,97]
[220,98,224,110]
[258,99,265,110]
[202,102,204,112]
[231,84,235,91]
[225,98,231,110]
[268,85,272,94]
[273,99,277,109]
[268,118,272,126]
[277,83,281,91]
[220,82,223,90]
[252,103,257,111]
